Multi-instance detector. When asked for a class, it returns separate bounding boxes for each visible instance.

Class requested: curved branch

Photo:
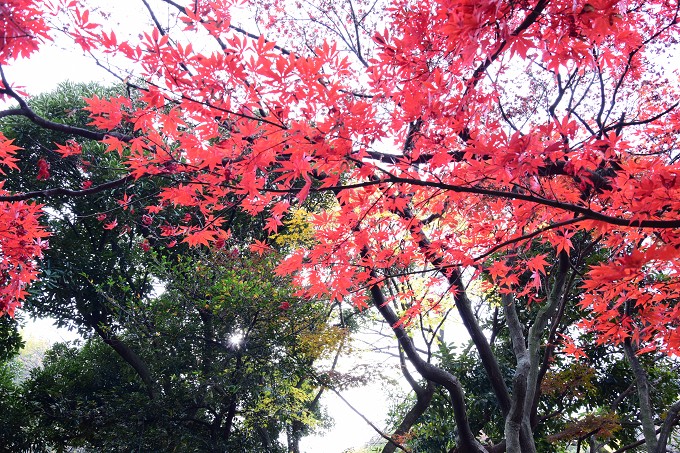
[656,399,680,453]
[0,65,131,142]
[0,174,135,202]
[90,322,156,399]
[328,385,412,453]
[369,277,486,452]
[382,381,434,453]
[603,102,680,133]
[309,177,680,229]
[382,347,435,453]
[395,204,512,419]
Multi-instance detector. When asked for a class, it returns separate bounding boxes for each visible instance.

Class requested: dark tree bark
[623,339,658,453]
[90,322,156,399]
[382,379,434,453]
[368,272,486,453]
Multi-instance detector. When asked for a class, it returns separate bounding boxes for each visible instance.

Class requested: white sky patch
[21,316,81,344]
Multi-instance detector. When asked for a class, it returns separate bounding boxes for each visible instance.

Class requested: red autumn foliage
[5,1,680,450]
[35,158,50,180]
[0,0,679,357]
[0,186,47,316]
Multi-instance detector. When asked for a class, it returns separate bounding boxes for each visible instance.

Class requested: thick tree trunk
[623,339,658,453]
[368,276,486,453]
[288,419,303,453]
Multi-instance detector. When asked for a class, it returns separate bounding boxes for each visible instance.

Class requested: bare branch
[328,386,412,453]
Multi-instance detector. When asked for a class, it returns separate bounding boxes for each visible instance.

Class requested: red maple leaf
[36,158,50,180]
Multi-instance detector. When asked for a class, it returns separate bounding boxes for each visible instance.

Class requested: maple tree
[2,0,680,451]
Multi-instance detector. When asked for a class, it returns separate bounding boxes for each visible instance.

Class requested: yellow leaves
[297,325,347,359]
[394,274,457,329]
[271,207,315,247]
[477,279,502,307]
[251,384,319,426]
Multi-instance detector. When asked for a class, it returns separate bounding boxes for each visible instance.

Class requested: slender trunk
[223,353,243,443]
[287,379,307,453]
[256,423,273,451]
[502,293,533,453]
[210,410,225,453]
[383,346,435,453]
[531,269,576,428]
[447,270,512,415]
[402,205,512,417]
[623,339,658,453]
[91,322,156,399]
[222,397,237,443]
[518,251,569,453]
[401,209,535,451]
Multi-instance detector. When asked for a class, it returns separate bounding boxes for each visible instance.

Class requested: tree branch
[307,176,680,229]
[656,399,680,453]
[0,174,135,202]
[0,65,131,142]
[328,385,412,453]
[363,251,485,452]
